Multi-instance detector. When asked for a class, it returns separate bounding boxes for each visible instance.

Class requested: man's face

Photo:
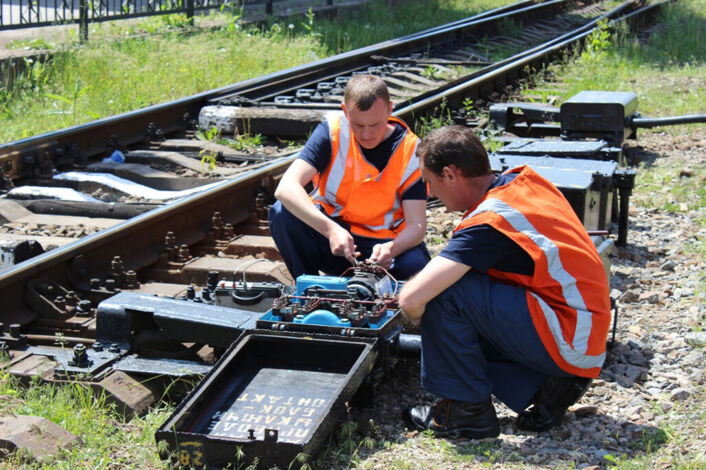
[421,162,463,212]
[342,97,393,149]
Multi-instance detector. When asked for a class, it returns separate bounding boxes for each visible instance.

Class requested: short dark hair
[417,125,490,178]
[343,75,390,111]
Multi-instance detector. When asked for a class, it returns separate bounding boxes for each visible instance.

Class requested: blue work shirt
[439,173,534,275]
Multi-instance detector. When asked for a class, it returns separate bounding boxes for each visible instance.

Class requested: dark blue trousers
[421,271,572,413]
[268,200,430,280]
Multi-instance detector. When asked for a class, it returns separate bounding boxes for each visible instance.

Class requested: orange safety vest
[454,166,611,378]
[311,115,421,239]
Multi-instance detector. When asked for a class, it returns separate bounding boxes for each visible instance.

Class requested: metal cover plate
[112,355,212,377]
[156,331,378,469]
[207,368,347,442]
[498,139,607,156]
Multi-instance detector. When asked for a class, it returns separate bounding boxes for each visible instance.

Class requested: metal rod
[617,186,631,246]
[631,114,706,128]
[26,334,96,346]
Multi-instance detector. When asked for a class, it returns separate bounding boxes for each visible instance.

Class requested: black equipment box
[489,154,617,231]
[560,91,638,145]
[156,332,378,469]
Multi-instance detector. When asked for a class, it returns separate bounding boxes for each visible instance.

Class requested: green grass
[313,0,514,54]
[0,28,326,142]
[522,0,706,122]
[0,370,172,468]
[0,0,516,143]
[633,161,706,216]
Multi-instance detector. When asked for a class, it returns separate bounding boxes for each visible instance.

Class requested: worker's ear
[442,164,461,181]
[387,100,393,116]
[341,101,349,119]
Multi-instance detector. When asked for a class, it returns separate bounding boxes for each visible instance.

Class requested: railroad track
[0,0,650,266]
[0,0,664,418]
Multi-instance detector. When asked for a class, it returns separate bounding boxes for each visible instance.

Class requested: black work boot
[406,398,500,439]
[517,376,593,432]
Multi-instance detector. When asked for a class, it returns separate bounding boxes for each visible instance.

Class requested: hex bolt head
[90,278,101,289]
[73,343,87,361]
[126,270,138,285]
[92,341,103,351]
[9,324,21,338]
[207,271,219,289]
[65,291,78,306]
[105,279,116,291]
[78,299,92,314]
[54,296,66,310]
[111,256,123,272]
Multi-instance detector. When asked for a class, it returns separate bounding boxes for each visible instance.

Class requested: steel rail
[211,0,573,103]
[0,155,293,320]
[394,0,662,120]
[0,0,570,176]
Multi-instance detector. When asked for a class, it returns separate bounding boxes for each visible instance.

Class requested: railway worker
[398,125,611,438]
[268,74,430,280]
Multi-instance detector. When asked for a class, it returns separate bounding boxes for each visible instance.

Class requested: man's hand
[328,224,359,265]
[368,241,394,269]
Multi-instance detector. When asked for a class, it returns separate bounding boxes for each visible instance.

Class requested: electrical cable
[234,258,270,284]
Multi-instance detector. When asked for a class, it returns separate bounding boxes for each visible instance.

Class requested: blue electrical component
[260,265,399,330]
[295,274,348,297]
[292,310,351,327]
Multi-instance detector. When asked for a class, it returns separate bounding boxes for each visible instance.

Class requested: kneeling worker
[269,74,429,279]
[399,125,610,438]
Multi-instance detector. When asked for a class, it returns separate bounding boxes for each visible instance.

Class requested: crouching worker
[399,125,610,438]
[269,74,430,280]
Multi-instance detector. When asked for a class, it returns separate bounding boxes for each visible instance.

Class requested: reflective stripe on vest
[465,198,605,370]
[311,115,420,238]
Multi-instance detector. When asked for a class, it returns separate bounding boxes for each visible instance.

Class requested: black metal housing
[560,91,638,145]
[155,331,377,469]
